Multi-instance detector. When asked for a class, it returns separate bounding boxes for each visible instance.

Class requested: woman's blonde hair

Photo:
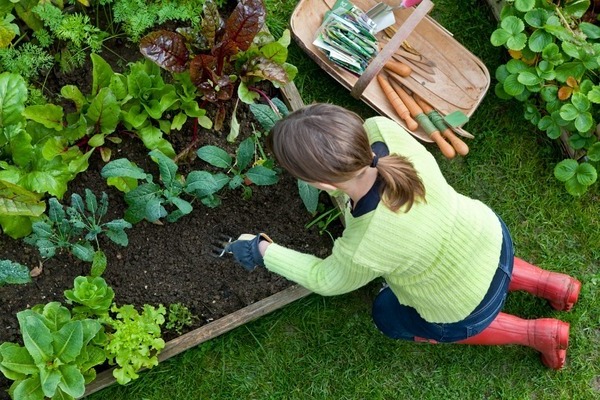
[268,103,425,212]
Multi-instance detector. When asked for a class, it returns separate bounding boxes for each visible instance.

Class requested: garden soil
[0,40,343,396]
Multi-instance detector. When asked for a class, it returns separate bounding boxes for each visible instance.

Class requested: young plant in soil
[196,131,279,200]
[139,0,297,130]
[0,260,31,287]
[100,148,231,222]
[24,189,132,277]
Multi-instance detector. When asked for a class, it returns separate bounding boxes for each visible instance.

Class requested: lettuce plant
[0,302,106,400]
[139,0,297,130]
[104,303,166,385]
[0,72,92,238]
[64,275,115,320]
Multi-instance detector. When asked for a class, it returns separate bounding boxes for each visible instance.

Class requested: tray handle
[350,0,434,99]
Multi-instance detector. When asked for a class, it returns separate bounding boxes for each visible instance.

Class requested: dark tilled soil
[0,41,343,395]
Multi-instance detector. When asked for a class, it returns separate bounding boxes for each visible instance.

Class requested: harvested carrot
[384,60,412,77]
[377,72,418,131]
[388,79,456,159]
[413,95,469,156]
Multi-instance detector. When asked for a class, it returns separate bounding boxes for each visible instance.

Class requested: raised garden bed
[0,33,341,398]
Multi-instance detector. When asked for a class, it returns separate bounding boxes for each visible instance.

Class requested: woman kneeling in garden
[226,103,581,370]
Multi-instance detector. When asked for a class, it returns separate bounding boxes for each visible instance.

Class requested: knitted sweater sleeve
[263,219,381,295]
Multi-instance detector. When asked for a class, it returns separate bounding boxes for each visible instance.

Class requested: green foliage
[0,43,54,80]
[23,189,132,276]
[491,0,600,195]
[197,134,279,200]
[139,0,297,130]
[104,303,166,385]
[101,149,229,222]
[304,203,342,242]
[64,275,115,319]
[248,97,319,212]
[0,72,92,238]
[0,259,31,286]
[120,58,212,157]
[0,302,106,400]
[110,0,204,42]
[33,2,109,72]
[165,302,197,335]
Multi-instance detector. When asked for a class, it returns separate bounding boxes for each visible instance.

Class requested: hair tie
[370,155,379,168]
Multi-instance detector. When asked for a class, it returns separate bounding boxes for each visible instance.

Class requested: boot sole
[539,321,569,370]
[549,279,582,312]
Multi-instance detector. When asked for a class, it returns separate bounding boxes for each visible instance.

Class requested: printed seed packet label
[313,0,379,75]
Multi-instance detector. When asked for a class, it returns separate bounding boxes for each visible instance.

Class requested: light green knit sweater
[264,116,503,323]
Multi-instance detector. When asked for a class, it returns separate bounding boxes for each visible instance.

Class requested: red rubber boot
[456,312,570,370]
[509,257,581,311]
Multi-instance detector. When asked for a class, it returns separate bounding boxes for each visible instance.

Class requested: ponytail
[374,155,426,212]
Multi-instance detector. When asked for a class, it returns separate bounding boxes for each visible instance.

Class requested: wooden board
[290,0,491,142]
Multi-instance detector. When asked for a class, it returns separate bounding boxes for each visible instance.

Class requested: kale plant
[101,149,229,222]
[24,189,132,276]
[196,132,279,200]
[0,260,31,286]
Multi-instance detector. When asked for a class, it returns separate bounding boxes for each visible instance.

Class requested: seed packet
[313,0,379,75]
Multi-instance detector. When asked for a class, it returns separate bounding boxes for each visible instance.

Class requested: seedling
[24,189,132,277]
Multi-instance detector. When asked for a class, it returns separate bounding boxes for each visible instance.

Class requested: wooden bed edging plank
[83,285,312,397]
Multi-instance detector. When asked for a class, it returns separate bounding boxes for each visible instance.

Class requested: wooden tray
[290,0,490,142]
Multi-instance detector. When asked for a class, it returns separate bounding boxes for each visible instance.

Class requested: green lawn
[87,0,600,398]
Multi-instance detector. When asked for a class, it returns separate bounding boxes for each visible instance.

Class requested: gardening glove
[225,233,273,271]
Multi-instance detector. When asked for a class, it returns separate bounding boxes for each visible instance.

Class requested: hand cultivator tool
[210,234,256,258]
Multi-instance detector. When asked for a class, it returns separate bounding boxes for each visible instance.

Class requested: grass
[87,0,600,398]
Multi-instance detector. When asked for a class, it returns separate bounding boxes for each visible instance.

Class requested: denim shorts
[372,217,514,343]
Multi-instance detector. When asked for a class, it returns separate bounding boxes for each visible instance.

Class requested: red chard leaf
[221,0,266,57]
[201,0,224,48]
[140,30,190,73]
[245,57,288,85]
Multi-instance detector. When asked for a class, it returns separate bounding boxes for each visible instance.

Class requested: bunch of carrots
[377,60,469,159]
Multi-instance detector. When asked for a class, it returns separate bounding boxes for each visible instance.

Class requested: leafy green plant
[196,133,279,200]
[104,303,166,385]
[139,0,297,130]
[0,260,31,286]
[119,58,212,157]
[491,0,600,195]
[248,96,321,213]
[0,72,93,238]
[33,2,109,72]
[24,189,132,276]
[64,275,115,319]
[108,0,206,42]
[101,149,229,222]
[165,302,197,335]
[305,203,342,242]
[0,301,106,400]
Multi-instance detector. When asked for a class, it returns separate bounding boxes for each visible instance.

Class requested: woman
[225,103,580,369]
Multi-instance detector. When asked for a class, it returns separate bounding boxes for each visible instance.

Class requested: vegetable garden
[0,0,599,399]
